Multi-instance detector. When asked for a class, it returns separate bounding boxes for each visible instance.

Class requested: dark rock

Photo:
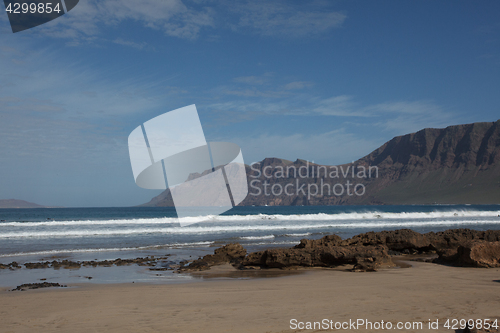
[242,250,267,267]
[426,229,500,250]
[345,229,432,252]
[256,248,313,268]
[434,248,459,264]
[24,261,51,269]
[11,282,67,291]
[9,262,21,269]
[429,230,500,266]
[180,243,247,271]
[295,234,343,249]
[214,243,247,259]
[61,260,81,269]
[20,255,171,271]
[242,240,393,270]
[456,241,500,267]
[351,258,378,272]
[242,229,500,271]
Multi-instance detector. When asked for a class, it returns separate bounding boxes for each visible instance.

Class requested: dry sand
[0,261,499,333]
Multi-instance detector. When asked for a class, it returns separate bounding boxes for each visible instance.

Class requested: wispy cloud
[229,0,346,37]
[36,0,215,41]
[113,38,149,50]
[0,41,181,162]
[311,95,360,116]
[21,0,346,43]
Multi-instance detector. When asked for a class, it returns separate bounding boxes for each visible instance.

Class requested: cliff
[141,120,500,206]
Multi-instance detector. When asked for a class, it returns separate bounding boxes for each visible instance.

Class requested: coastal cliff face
[356,119,500,204]
[142,120,500,206]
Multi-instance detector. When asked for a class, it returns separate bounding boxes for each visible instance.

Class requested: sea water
[0,205,499,286]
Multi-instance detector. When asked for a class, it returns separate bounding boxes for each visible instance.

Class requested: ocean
[1,204,500,257]
[1,205,499,286]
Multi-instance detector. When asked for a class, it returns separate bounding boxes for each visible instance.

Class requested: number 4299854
[5,2,62,14]
[444,319,498,330]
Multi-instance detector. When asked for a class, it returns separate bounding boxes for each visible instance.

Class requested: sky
[0,0,499,207]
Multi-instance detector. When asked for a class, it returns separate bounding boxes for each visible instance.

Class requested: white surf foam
[0,219,498,239]
[1,210,499,227]
[282,233,312,237]
[239,235,275,240]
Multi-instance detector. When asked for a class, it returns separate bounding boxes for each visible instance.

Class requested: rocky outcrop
[426,229,500,250]
[343,229,433,252]
[292,228,500,253]
[458,241,500,267]
[438,241,500,268]
[242,245,393,271]
[180,229,500,272]
[180,243,247,271]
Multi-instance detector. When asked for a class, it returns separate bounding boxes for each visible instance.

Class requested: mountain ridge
[141,119,500,207]
[0,199,47,209]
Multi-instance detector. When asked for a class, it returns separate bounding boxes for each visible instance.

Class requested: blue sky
[0,0,499,207]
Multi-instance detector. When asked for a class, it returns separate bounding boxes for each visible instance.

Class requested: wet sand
[0,261,499,333]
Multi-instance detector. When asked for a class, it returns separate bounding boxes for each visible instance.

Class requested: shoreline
[1,261,499,333]
[1,228,500,332]
[1,227,500,289]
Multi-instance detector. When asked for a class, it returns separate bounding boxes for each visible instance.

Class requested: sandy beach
[1,261,499,333]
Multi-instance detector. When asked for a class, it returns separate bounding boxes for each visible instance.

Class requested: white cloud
[36,0,215,40]
[27,0,345,42]
[230,1,346,37]
[0,41,180,163]
[0,44,169,119]
[311,95,361,116]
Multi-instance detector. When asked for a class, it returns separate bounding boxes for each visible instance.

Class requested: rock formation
[180,229,500,272]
